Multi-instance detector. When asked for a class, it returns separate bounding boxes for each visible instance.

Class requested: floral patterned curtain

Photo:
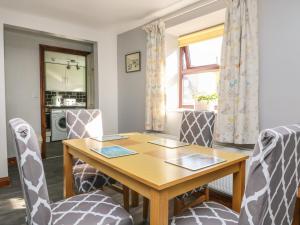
[214,0,259,144]
[143,21,166,131]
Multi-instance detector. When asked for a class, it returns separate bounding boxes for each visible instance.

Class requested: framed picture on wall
[125,52,141,73]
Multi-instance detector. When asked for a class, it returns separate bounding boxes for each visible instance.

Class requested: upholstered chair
[143,110,216,219]
[174,110,216,214]
[66,109,130,210]
[180,110,215,147]
[9,118,133,225]
[171,124,300,225]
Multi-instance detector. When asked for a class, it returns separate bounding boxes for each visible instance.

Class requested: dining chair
[66,109,130,210]
[174,110,216,215]
[170,124,300,225]
[9,118,133,225]
[142,110,216,219]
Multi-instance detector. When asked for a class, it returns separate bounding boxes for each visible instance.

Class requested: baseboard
[0,176,10,187]
[8,157,17,166]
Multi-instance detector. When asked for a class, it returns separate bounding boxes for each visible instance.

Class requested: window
[178,25,224,108]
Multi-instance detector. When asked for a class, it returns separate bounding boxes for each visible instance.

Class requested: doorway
[40,45,94,158]
[4,26,96,163]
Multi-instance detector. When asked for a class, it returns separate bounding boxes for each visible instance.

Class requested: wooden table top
[63,133,249,190]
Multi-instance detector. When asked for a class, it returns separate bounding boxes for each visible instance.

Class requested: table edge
[63,140,249,190]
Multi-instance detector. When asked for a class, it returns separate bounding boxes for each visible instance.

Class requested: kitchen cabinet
[45,63,86,92]
[66,67,86,92]
[45,63,66,91]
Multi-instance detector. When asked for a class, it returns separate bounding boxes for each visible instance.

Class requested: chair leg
[174,199,185,216]
[173,190,208,216]
[143,197,149,220]
[205,187,209,201]
[131,190,139,207]
[122,185,130,212]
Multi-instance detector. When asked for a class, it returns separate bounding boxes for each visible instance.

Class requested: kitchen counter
[46,104,86,109]
[45,105,86,112]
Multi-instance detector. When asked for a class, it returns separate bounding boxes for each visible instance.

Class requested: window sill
[166,108,218,113]
[166,108,190,113]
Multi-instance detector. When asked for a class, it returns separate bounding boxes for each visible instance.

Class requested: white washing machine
[51,109,67,141]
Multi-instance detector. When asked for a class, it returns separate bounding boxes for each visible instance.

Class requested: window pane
[182,72,219,106]
[188,36,223,67]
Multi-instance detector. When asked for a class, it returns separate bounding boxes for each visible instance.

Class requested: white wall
[117,27,146,133]
[164,34,182,137]
[0,7,119,178]
[4,29,93,158]
[0,23,8,178]
[259,0,300,129]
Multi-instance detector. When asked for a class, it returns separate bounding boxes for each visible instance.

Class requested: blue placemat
[90,145,137,158]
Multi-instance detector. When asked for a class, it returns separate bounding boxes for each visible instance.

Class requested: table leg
[64,145,74,198]
[143,197,149,220]
[131,190,139,207]
[122,185,130,211]
[150,189,168,225]
[232,161,246,212]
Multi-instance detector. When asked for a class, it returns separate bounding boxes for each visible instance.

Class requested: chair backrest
[239,124,300,225]
[66,109,103,139]
[180,110,215,147]
[9,118,52,225]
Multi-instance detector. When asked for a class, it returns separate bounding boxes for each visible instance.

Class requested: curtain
[214,0,259,144]
[143,21,166,131]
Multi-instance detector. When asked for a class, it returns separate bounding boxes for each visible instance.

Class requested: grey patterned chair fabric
[66,109,103,166]
[176,110,216,201]
[9,118,52,225]
[9,118,133,225]
[180,110,215,147]
[73,163,116,193]
[66,109,116,193]
[171,124,300,225]
[51,190,133,225]
[170,201,239,225]
[238,124,300,225]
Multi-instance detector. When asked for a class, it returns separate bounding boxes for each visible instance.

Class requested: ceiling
[166,8,226,37]
[0,0,203,30]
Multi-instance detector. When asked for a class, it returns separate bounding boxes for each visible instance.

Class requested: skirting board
[8,157,17,166]
[0,177,10,187]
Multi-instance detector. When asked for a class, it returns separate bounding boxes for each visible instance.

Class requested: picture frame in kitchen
[125,52,141,73]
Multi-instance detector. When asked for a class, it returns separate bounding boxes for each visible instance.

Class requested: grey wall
[4,28,93,157]
[259,0,300,129]
[117,0,300,137]
[117,27,146,132]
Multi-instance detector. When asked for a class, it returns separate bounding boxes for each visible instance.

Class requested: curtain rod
[160,0,220,23]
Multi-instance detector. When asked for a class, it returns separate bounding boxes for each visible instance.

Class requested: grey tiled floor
[0,142,148,225]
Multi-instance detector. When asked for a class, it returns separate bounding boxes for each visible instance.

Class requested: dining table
[63,133,249,225]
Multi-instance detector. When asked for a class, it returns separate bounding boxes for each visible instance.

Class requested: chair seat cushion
[51,190,133,225]
[175,185,207,200]
[73,163,116,193]
[170,201,239,225]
